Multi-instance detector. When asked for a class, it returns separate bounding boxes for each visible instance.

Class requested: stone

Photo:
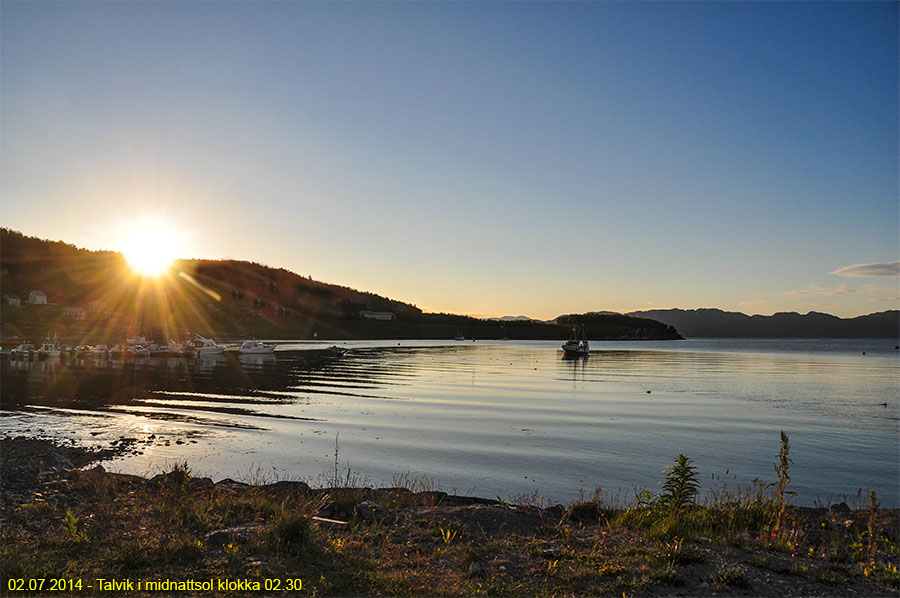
[203,524,263,546]
[830,502,851,514]
[356,500,393,524]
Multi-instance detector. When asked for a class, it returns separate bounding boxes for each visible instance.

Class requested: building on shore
[359,310,396,321]
[26,290,47,305]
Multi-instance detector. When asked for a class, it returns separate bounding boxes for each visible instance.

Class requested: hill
[556,312,682,340]
[627,308,900,338]
[0,228,681,343]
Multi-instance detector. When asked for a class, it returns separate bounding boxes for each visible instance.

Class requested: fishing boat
[454,332,465,341]
[238,340,276,354]
[561,325,589,357]
[328,345,349,356]
[38,335,61,358]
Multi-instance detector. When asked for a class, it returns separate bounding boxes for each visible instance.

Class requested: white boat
[238,340,276,354]
[166,340,186,355]
[454,332,465,341]
[11,343,35,358]
[192,334,226,356]
[38,336,61,358]
[561,325,589,357]
[148,342,170,355]
[328,345,349,356]
[126,344,150,357]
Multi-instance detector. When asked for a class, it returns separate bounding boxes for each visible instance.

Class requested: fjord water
[2,339,897,506]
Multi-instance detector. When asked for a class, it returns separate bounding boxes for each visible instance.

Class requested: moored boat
[126,344,151,357]
[193,334,226,356]
[238,340,276,354]
[10,343,35,359]
[562,325,589,357]
[38,336,61,358]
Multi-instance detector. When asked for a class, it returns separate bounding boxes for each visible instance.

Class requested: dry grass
[2,439,899,596]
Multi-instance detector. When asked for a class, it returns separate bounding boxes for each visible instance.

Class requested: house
[27,290,47,305]
[3,295,21,306]
[63,307,87,320]
[359,310,396,321]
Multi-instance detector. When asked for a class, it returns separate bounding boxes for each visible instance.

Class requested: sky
[2,1,898,320]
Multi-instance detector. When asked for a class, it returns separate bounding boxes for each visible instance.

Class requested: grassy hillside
[0,228,681,343]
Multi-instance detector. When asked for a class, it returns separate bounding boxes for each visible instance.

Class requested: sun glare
[121,218,181,277]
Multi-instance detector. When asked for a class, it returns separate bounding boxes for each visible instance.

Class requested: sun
[121,217,181,277]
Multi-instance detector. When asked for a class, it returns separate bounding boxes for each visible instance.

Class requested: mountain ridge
[627,307,899,338]
[0,228,681,342]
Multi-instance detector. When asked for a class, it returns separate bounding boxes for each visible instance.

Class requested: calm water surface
[2,339,897,506]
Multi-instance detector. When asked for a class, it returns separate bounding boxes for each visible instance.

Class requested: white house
[359,310,396,321]
[27,290,47,305]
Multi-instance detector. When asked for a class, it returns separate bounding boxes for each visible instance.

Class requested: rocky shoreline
[1,436,898,596]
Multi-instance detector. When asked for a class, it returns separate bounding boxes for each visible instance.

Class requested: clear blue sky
[2,1,897,319]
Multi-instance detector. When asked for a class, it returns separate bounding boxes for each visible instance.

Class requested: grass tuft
[710,563,750,589]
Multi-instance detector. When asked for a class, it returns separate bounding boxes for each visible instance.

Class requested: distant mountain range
[492,315,541,322]
[627,308,899,339]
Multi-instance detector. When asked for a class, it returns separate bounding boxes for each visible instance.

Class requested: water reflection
[1,350,339,411]
[1,341,897,506]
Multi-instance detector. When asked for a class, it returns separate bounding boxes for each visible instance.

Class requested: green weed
[659,454,700,512]
[64,509,88,543]
[710,563,749,589]
[773,430,795,531]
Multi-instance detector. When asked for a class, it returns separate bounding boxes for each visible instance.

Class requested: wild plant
[773,430,794,531]
[64,509,88,543]
[332,432,340,487]
[866,491,879,564]
[658,454,700,512]
[635,488,655,508]
[545,559,560,577]
[440,526,459,545]
[709,563,749,589]
[269,511,313,553]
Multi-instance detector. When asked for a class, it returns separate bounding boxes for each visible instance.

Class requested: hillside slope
[1,229,682,342]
